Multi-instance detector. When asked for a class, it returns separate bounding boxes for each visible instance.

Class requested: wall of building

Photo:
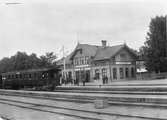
[61,45,137,85]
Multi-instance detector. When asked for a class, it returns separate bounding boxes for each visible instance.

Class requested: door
[85,70,90,82]
[75,71,80,85]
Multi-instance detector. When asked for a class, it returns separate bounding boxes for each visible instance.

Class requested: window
[83,57,86,64]
[74,58,76,65]
[77,58,80,65]
[85,56,89,64]
[85,70,90,82]
[79,57,81,65]
[81,70,85,79]
[75,58,79,65]
[73,59,75,65]
[113,68,117,79]
[81,57,84,65]
[120,53,126,58]
[119,68,124,79]
[125,68,129,78]
[102,68,107,78]
[95,69,100,79]
[131,67,135,78]
[102,68,108,84]
[68,71,72,79]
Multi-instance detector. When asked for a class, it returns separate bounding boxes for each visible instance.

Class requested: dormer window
[120,53,126,58]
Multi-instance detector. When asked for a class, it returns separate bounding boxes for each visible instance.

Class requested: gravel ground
[0,103,82,120]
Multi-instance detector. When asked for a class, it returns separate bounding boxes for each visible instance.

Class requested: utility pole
[63,46,66,81]
[166,15,167,57]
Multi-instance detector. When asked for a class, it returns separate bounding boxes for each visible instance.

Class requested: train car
[1,67,61,89]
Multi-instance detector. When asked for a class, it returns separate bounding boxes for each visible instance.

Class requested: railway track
[2,90,167,109]
[55,89,167,95]
[0,94,166,120]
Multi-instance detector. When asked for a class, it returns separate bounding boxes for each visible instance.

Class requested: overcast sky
[0,0,166,59]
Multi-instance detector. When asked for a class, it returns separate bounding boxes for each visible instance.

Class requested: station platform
[59,78,167,87]
[1,79,167,115]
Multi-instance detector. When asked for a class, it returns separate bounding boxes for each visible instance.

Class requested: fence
[136,72,167,80]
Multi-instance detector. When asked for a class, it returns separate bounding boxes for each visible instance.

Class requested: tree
[0,57,12,73]
[141,16,166,73]
[39,52,57,68]
[0,51,57,73]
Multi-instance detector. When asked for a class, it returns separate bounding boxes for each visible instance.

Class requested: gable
[114,47,136,61]
[73,49,84,58]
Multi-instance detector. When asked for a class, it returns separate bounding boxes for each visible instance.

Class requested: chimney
[101,40,107,47]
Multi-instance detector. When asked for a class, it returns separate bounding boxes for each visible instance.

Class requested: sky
[0,0,167,59]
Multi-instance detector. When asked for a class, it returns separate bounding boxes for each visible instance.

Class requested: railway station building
[57,40,138,85]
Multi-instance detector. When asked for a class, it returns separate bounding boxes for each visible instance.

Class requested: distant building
[57,40,138,85]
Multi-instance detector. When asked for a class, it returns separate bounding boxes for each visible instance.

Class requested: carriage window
[15,74,18,78]
[29,74,32,78]
[42,73,46,79]
[8,75,11,79]
[19,74,22,78]
[34,73,37,78]
[12,75,14,79]
[23,74,26,78]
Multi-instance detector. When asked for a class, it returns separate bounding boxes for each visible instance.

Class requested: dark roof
[70,43,99,59]
[93,44,124,61]
[57,43,99,65]
[57,43,137,64]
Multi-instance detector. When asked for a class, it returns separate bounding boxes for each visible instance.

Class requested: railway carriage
[0,67,61,89]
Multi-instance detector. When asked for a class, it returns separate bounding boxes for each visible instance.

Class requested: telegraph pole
[166,15,167,58]
[63,46,66,81]
[166,15,167,51]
